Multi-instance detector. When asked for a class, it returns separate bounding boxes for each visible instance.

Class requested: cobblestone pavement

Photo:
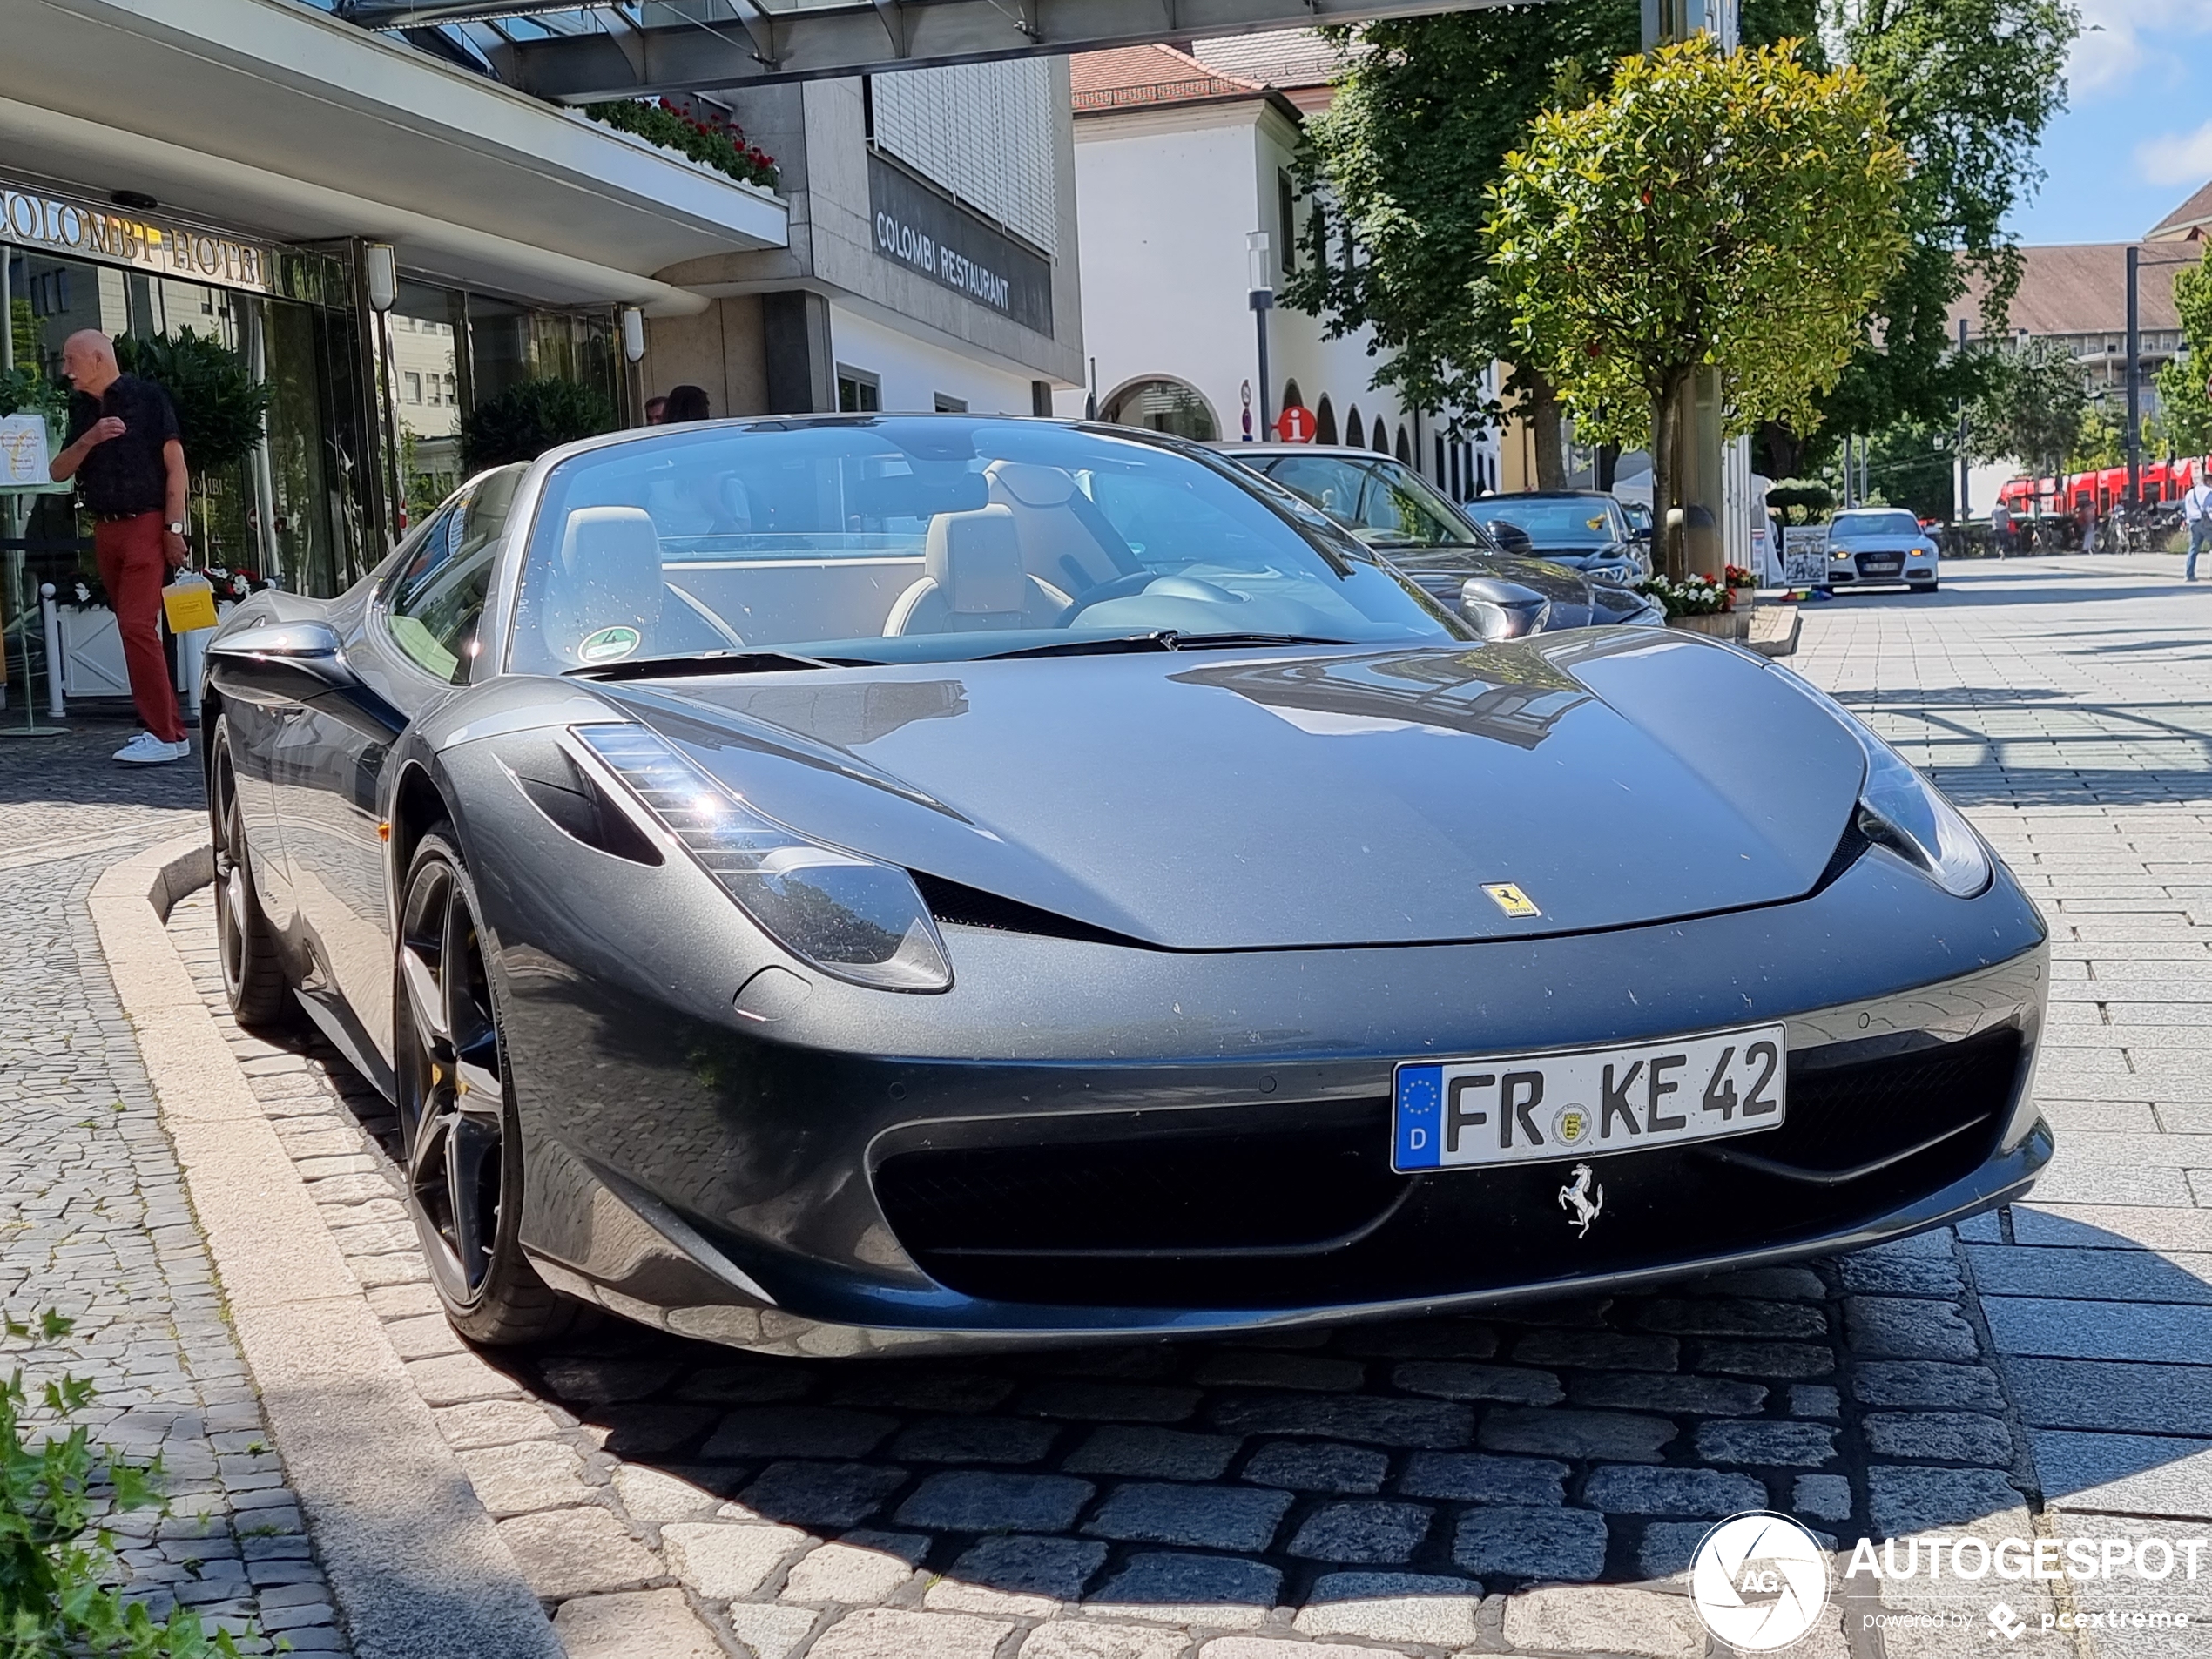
[0,706,349,1652]
[132,556,2212,1659]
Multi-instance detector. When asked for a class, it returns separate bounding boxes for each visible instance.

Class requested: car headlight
[575,724,954,992]
[1849,726,1990,898]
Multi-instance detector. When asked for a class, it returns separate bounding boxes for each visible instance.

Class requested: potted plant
[1640,572,1749,637]
[460,377,617,471]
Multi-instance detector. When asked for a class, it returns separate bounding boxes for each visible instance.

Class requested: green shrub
[584,98,779,191]
[459,377,617,472]
[2,1310,241,1658]
[1766,479,1837,525]
[113,331,270,476]
[0,366,67,424]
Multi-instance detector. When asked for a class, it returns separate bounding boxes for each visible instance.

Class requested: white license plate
[1391,1023,1787,1172]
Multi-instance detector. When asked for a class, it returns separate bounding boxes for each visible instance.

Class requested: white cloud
[2139,118,2212,186]
[2070,0,2212,95]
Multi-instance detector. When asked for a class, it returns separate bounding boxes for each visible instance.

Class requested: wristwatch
[165,521,186,536]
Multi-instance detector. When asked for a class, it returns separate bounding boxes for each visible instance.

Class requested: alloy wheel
[398,855,508,1305]
[213,752,251,998]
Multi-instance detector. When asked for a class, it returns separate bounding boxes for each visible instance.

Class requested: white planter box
[57,605,138,698]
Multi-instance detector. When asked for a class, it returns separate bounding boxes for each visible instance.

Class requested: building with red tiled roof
[2148,179,2212,244]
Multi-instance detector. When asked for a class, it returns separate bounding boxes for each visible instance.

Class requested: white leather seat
[984,460,1130,596]
[884,505,1070,636]
[540,506,664,665]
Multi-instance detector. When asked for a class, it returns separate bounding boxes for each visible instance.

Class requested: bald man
[50,330,192,764]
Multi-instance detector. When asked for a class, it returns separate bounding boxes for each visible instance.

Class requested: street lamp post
[2128,244,2141,509]
[1248,231,1274,442]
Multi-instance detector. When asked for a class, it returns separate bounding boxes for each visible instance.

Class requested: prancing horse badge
[1483,881,1541,919]
[1558,1163,1604,1238]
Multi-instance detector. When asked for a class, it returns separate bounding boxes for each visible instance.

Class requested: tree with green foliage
[459,378,616,472]
[1783,0,2080,478]
[112,330,270,475]
[1766,478,1837,524]
[1967,336,2087,485]
[1485,37,1907,574]
[2155,261,2212,459]
[1861,418,1955,520]
[2069,399,2124,473]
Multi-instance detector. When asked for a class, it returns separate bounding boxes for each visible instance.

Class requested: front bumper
[1829,548,1937,585]
[481,809,2051,1354]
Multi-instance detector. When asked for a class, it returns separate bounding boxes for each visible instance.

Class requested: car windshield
[1254,455,1494,550]
[509,419,1460,673]
[1464,496,1619,546]
[1829,509,1921,538]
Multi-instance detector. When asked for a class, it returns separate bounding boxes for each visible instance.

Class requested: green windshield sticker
[578,624,641,664]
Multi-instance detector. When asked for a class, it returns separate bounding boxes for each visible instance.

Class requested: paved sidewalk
[1800,556,2212,1650]
[0,711,347,1653]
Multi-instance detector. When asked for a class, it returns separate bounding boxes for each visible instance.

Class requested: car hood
[608,633,1866,950]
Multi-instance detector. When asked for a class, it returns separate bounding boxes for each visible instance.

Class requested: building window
[1281,378,1303,415]
[404,371,422,404]
[1316,395,1338,445]
[1101,377,1217,442]
[1278,172,1298,276]
[1372,415,1390,454]
[934,393,968,413]
[837,367,881,412]
[1395,426,1411,463]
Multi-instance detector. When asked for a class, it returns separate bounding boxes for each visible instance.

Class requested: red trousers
[94,514,186,744]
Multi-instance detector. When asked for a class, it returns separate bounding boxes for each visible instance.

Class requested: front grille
[873,1025,2027,1309]
[1857,551,1906,577]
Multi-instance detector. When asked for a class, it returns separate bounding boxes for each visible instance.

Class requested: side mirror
[1461,578,1549,641]
[1486,522,1534,555]
[206,620,358,701]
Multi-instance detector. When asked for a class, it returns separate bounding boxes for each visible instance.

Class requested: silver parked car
[1217,445,1663,632]
[1825,508,1941,593]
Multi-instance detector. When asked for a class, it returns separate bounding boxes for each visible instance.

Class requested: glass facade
[2,177,623,722]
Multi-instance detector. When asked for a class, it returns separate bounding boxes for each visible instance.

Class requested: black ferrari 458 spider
[202,416,2050,1355]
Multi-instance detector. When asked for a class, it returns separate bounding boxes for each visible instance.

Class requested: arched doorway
[1099,377,1217,442]
[1315,395,1338,445]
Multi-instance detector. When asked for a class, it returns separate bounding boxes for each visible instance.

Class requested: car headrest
[546,506,663,661]
[926,506,1027,615]
[986,461,1078,509]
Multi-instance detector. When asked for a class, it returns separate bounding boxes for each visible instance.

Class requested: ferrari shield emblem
[1483,882,1541,919]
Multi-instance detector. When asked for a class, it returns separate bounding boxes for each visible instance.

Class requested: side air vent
[504,742,664,867]
[911,872,1146,948]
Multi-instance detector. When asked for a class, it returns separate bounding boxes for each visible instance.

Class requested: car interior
[506,425,1452,673]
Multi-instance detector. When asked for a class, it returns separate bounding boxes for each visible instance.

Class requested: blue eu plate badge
[1394,1064,1444,1170]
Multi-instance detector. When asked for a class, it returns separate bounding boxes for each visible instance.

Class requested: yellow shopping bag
[163,578,219,634]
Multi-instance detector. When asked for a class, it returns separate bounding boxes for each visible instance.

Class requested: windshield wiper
[980,631,1355,661]
[566,648,860,681]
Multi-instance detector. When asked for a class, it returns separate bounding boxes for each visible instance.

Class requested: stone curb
[89,833,564,1659]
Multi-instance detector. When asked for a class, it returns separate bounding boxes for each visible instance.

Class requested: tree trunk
[1757,421,1804,482]
[1595,442,1620,492]
[1527,371,1566,491]
[1651,372,1693,581]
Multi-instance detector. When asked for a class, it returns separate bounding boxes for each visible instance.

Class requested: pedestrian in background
[662,384,711,423]
[47,329,192,765]
[644,395,668,425]
[2184,466,2212,581]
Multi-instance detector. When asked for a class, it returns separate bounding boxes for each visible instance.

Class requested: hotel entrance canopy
[343,0,1523,95]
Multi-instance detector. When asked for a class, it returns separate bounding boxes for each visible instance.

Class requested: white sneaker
[114,733,190,765]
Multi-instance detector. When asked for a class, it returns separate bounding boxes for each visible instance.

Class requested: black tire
[395,829,582,1345]
[210,719,297,1032]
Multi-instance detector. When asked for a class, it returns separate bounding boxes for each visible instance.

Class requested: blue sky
[2007,0,2212,245]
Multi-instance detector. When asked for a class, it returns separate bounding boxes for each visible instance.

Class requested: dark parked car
[1219,445,1662,634]
[1462,489,1649,583]
[203,415,2050,1356]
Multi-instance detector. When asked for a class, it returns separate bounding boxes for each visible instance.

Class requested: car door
[275,469,522,1077]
